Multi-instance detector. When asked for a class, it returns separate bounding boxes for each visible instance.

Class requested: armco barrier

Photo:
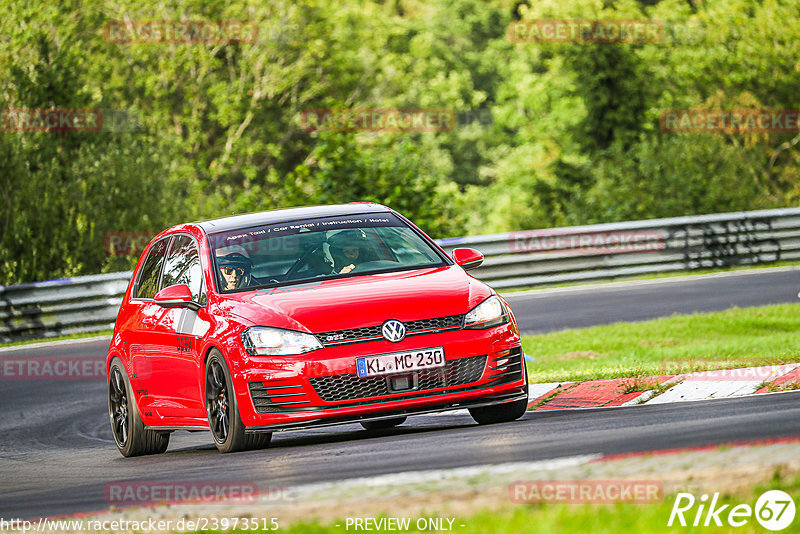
[438,207,800,289]
[0,272,132,343]
[2,207,799,342]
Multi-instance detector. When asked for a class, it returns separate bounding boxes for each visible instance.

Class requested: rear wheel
[205,350,271,453]
[360,417,407,430]
[108,358,169,457]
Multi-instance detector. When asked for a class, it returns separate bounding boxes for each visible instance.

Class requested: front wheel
[470,359,529,425]
[108,358,169,457]
[468,397,528,425]
[205,350,271,453]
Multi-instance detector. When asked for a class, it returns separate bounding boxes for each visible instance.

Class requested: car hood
[218,266,491,333]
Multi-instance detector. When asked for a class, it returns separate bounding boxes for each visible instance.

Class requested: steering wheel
[284,243,331,280]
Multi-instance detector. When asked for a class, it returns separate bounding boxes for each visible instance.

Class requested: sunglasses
[220,266,245,276]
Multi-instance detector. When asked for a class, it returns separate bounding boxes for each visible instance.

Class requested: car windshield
[208,213,448,292]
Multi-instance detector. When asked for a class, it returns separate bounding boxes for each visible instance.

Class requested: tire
[108,358,169,457]
[469,365,530,425]
[468,397,528,425]
[360,417,407,430]
[205,350,272,453]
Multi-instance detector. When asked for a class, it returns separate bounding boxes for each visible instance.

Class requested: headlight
[241,327,322,356]
[464,295,509,329]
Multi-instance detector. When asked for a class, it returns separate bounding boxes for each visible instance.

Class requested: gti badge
[381,319,406,343]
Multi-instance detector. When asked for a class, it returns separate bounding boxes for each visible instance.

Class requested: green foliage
[1,0,799,283]
[584,134,772,223]
[480,0,800,230]
[285,134,460,236]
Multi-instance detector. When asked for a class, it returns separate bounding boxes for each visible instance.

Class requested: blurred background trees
[1,0,798,283]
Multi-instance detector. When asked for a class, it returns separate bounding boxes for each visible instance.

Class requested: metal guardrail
[2,207,799,342]
[0,272,132,343]
[438,207,800,289]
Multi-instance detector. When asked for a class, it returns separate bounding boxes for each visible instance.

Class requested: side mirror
[452,248,484,271]
[153,284,201,311]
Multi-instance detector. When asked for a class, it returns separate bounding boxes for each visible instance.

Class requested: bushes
[1,0,799,283]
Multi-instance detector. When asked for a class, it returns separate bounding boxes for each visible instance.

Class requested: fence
[437,207,800,288]
[2,207,799,342]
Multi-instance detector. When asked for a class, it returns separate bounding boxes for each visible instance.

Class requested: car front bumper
[230,323,527,430]
[244,388,529,433]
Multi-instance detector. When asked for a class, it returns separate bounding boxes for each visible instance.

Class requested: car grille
[484,347,525,385]
[314,314,465,346]
[248,380,313,414]
[309,354,487,402]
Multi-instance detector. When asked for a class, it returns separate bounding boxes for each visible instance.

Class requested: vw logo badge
[381,319,406,343]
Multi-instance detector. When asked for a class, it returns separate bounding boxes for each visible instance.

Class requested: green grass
[763,380,800,393]
[521,303,800,383]
[192,473,800,533]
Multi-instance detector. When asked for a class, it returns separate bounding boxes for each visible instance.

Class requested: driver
[328,229,371,274]
[216,247,252,290]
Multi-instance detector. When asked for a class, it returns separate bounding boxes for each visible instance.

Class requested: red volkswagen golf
[107,203,528,456]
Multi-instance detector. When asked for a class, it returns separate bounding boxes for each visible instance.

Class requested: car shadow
[164,415,483,454]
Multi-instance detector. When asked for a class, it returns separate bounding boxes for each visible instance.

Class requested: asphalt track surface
[506,266,800,334]
[1,268,799,519]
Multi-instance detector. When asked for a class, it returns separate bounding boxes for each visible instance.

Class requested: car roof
[195,203,394,234]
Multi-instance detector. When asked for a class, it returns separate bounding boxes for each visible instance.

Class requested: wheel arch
[201,343,229,397]
[106,349,127,377]
[203,343,224,364]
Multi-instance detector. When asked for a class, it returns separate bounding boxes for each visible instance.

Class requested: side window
[134,237,170,299]
[161,235,206,303]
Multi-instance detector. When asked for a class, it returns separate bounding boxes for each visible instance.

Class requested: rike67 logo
[669,490,796,531]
